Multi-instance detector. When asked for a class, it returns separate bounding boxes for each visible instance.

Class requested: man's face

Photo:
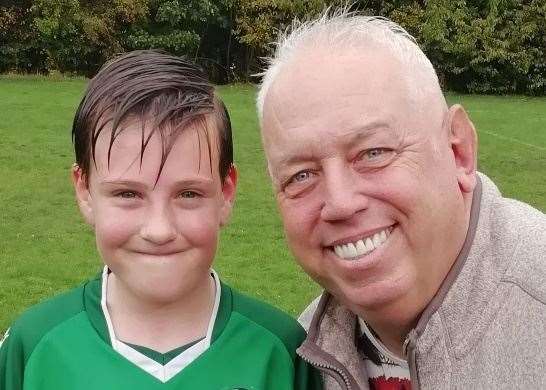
[73,119,236,304]
[262,49,474,316]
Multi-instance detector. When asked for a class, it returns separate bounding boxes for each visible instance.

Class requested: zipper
[402,333,411,357]
[299,349,354,390]
[404,330,420,390]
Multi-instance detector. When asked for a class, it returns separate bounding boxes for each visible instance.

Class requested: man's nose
[320,164,369,222]
[140,205,177,245]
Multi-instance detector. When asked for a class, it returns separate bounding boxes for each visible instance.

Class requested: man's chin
[332,276,414,315]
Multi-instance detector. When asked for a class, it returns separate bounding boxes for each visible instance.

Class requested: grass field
[1,76,545,332]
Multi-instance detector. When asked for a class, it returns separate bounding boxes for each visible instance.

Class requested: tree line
[1,0,544,94]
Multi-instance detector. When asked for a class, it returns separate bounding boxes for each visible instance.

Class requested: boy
[0,50,321,389]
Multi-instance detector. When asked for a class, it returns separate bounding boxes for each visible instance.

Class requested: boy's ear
[446,104,478,194]
[71,164,95,226]
[219,164,238,227]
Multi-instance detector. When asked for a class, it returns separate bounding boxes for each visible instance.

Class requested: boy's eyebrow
[99,178,215,188]
[99,180,150,190]
[170,178,215,187]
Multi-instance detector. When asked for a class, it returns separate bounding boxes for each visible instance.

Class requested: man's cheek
[282,215,317,261]
[279,193,323,222]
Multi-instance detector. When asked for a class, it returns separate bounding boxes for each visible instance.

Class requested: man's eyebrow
[275,152,316,171]
[337,122,393,143]
[274,121,393,170]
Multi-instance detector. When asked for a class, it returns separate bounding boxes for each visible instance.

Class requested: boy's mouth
[133,249,181,256]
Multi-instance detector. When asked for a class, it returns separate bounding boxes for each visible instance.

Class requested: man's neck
[353,203,473,359]
[357,306,419,358]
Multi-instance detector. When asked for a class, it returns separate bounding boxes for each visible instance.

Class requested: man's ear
[219,164,238,227]
[71,164,95,226]
[445,104,478,193]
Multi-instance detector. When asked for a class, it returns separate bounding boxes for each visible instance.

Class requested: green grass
[1,78,545,332]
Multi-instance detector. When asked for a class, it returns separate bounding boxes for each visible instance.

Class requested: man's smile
[328,225,395,260]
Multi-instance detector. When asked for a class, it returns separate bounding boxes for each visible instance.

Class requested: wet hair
[72,50,233,182]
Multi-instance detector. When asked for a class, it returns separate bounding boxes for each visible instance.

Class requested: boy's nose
[139,207,177,245]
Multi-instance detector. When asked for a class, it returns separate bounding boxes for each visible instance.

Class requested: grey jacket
[298,173,546,389]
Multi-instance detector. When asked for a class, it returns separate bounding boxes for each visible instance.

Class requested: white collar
[100,266,222,383]
[358,317,408,367]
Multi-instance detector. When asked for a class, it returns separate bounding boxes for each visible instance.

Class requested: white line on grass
[479,129,546,152]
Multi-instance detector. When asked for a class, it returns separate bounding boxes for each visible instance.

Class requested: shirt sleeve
[0,327,25,390]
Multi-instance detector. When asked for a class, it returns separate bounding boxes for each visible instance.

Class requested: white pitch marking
[479,129,546,152]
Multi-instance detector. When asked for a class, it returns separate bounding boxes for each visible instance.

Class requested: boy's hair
[72,50,233,182]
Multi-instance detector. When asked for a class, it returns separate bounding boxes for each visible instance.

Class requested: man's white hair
[256,8,444,122]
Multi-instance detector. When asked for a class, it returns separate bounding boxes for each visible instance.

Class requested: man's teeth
[333,227,392,260]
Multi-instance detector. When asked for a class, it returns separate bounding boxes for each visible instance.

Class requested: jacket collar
[298,293,365,389]
[299,175,485,389]
[413,174,483,338]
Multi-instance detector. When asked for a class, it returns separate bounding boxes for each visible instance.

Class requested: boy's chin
[111,266,214,305]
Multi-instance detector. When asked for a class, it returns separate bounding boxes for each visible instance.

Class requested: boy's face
[72,118,237,304]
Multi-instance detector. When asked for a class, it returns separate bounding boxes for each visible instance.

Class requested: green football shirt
[0,269,321,390]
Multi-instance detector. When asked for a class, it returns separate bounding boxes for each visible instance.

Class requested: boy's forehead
[90,117,220,182]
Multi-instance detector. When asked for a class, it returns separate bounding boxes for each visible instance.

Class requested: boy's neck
[106,272,216,354]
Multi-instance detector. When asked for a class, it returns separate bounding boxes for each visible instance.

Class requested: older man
[257,11,546,390]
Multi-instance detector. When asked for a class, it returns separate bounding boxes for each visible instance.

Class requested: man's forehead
[269,46,402,97]
[260,45,447,146]
[263,50,408,124]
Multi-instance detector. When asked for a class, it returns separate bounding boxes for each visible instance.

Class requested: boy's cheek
[93,207,221,245]
[95,228,131,255]
[173,212,221,245]
[93,209,138,243]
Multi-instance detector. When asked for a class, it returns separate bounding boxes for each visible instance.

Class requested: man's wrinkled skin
[260,47,477,356]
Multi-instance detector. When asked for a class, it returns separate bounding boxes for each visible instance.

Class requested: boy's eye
[116,191,138,199]
[179,191,199,199]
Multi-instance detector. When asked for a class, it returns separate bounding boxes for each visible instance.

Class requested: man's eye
[368,149,384,159]
[291,171,312,183]
[357,148,393,163]
[363,148,385,160]
[282,170,316,195]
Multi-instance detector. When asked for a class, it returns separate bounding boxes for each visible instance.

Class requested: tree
[125,0,221,57]
[0,0,543,93]
[0,1,45,73]
[388,0,546,94]
[32,0,147,75]
[232,0,342,78]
